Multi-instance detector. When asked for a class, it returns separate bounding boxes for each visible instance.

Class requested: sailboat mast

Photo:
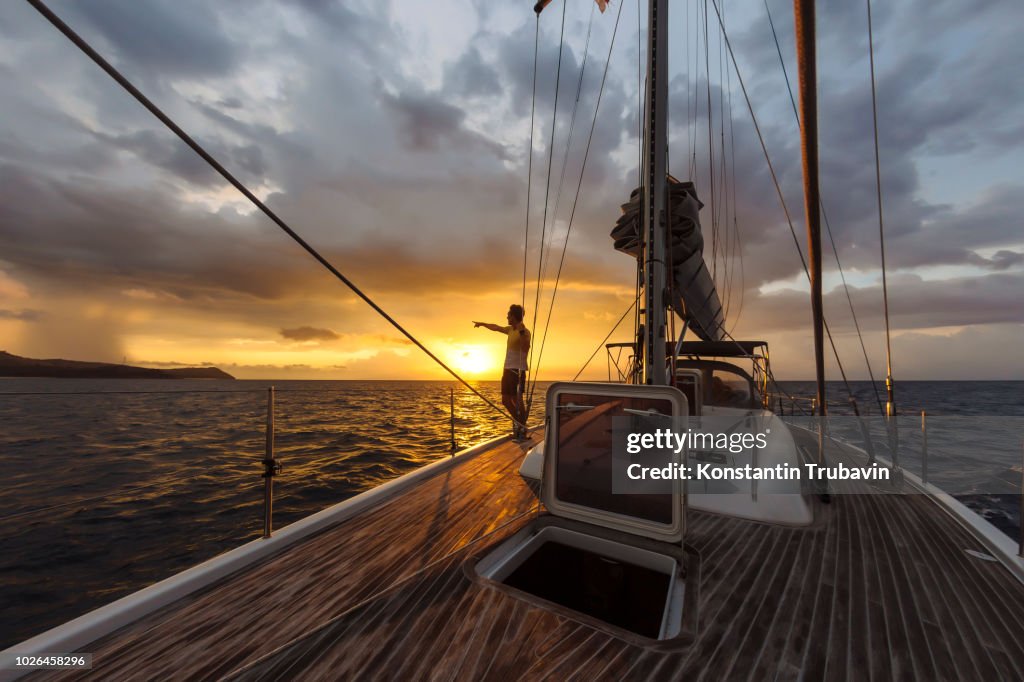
[642,0,669,385]
[793,0,827,416]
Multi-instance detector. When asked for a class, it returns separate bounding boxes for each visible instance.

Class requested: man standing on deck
[473,304,531,439]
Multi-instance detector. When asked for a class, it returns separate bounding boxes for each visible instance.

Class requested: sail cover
[610,178,726,341]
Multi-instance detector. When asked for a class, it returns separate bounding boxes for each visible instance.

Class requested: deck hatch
[477,525,686,641]
[542,382,688,543]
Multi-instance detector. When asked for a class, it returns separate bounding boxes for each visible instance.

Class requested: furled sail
[610,177,726,341]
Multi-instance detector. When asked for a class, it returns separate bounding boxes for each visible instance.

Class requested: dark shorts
[501,369,526,397]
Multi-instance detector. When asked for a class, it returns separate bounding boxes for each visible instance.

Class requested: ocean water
[0,378,1020,649]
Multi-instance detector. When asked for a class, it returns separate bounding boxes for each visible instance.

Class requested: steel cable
[529,0,626,403]
[25,0,511,421]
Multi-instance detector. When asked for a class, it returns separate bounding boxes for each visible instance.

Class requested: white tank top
[504,326,529,370]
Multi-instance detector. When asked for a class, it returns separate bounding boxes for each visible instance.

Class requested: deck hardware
[850,397,876,465]
[964,549,998,563]
[262,386,278,539]
[450,387,456,454]
[920,410,928,486]
[622,408,670,418]
[886,411,901,471]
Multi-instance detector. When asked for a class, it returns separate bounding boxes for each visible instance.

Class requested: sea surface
[0,378,1021,649]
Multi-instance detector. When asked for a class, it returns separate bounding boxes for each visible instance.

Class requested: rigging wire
[572,295,640,381]
[724,0,744,327]
[763,0,884,414]
[522,16,541,309]
[536,3,596,295]
[702,0,718,282]
[684,0,693,173]
[527,0,567,384]
[689,0,700,181]
[866,0,897,416]
[726,16,746,337]
[637,0,642,187]
[529,0,626,404]
[708,0,858,400]
[634,0,644,372]
[718,0,733,318]
[24,0,512,420]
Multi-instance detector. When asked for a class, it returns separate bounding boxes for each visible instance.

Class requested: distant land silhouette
[0,351,235,380]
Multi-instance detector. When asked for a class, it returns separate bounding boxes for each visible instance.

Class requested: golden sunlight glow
[450,345,495,376]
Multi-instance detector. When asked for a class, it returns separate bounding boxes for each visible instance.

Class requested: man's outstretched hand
[473,321,483,328]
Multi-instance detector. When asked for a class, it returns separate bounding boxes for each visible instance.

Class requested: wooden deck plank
[30,429,1024,682]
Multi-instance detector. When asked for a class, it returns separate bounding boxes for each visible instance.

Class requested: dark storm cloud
[496,13,585,118]
[885,186,1024,271]
[0,0,1020,373]
[95,129,267,186]
[377,88,509,160]
[0,164,314,301]
[982,251,1024,271]
[280,326,339,342]
[70,0,238,77]
[443,47,501,97]
[702,0,1024,292]
[284,0,391,57]
[737,272,1024,335]
[0,166,558,303]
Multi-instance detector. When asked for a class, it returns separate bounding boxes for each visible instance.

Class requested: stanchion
[450,387,457,455]
[921,410,928,486]
[262,386,281,538]
[1018,441,1023,558]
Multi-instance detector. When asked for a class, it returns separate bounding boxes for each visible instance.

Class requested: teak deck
[34,432,1024,681]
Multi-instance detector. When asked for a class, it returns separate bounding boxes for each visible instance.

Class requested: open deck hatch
[477,383,690,641]
[542,382,686,543]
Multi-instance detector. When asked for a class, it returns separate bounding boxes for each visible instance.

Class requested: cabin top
[606,340,768,358]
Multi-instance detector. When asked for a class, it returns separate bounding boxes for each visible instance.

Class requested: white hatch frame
[478,525,685,640]
[542,382,688,544]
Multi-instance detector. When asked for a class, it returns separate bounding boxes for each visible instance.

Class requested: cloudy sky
[0,0,1021,380]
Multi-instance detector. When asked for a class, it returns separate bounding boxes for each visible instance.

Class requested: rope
[724,0,744,327]
[522,16,540,308]
[572,296,640,382]
[718,0,732,319]
[689,0,700,181]
[638,0,643,189]
[703,0,717,282]
[25,0,511,421]
[635,0,645,380]
[684,0,693,172]
[763,0,884,414]
[867,0,896,416]
[710,0,857,404]
[527,0,567,382]
[537,3,596,294]
[529,0,626,404]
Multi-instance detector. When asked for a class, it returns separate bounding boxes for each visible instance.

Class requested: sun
[451,346,493,376]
